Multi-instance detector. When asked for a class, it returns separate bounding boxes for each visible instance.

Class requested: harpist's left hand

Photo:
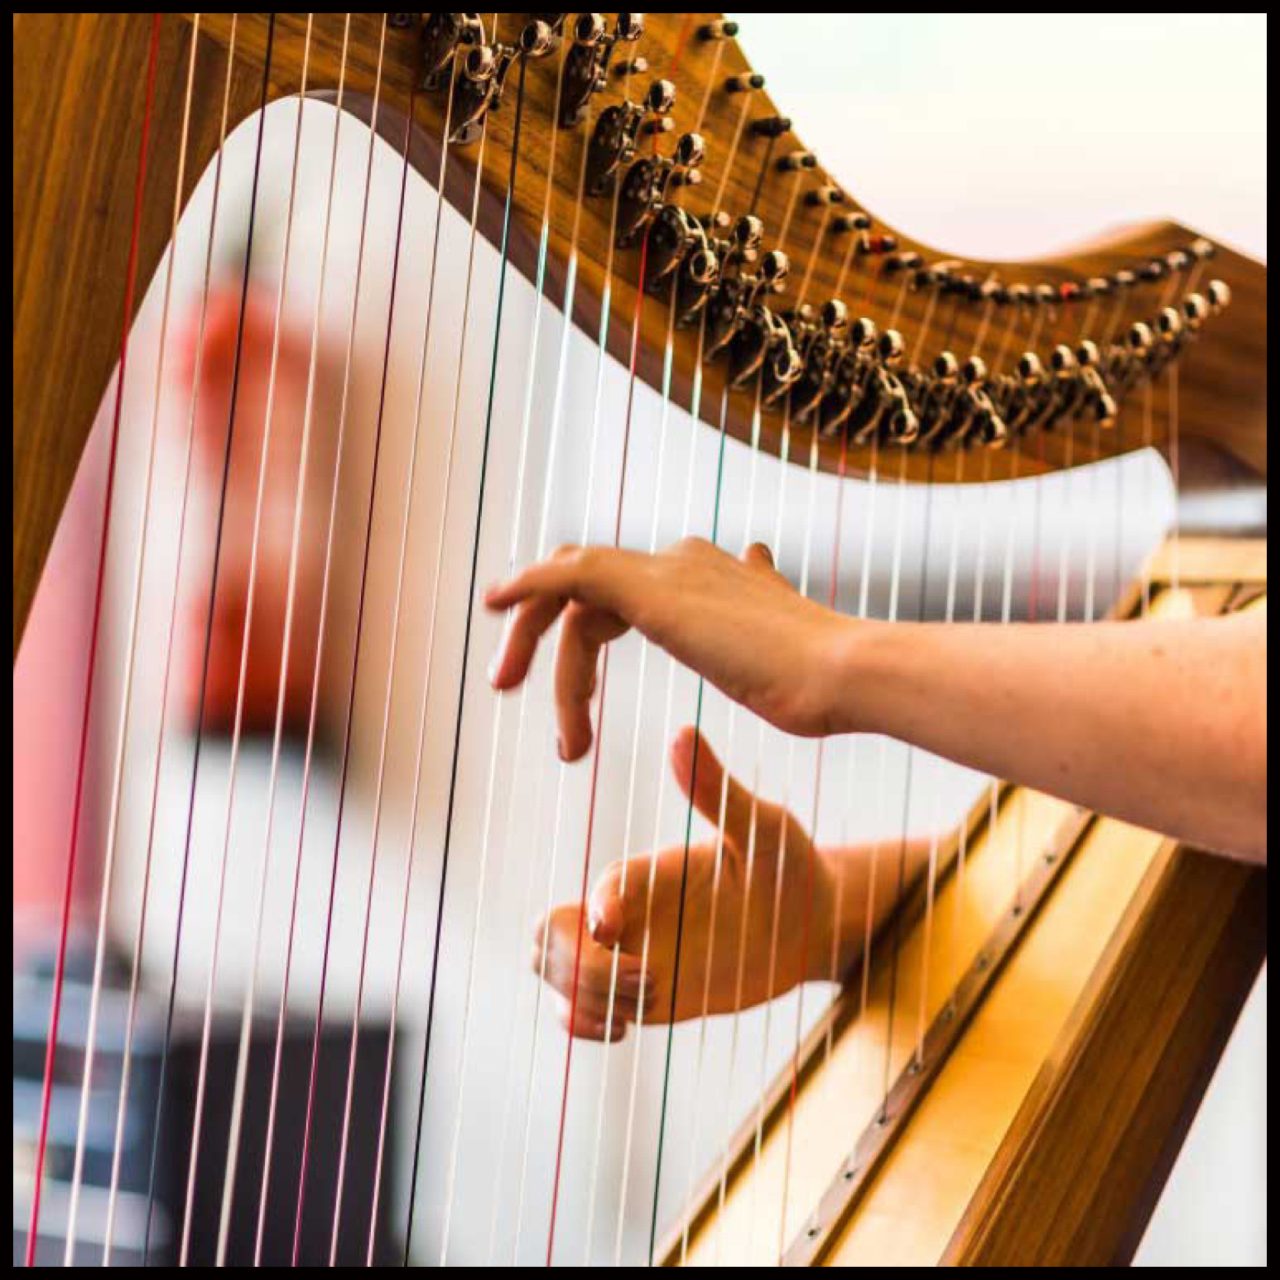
[485,536,851,761]
[530,727,839,1040]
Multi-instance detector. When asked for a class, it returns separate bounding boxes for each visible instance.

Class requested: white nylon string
[486,101,593,1269]
[64,16,202,1265]
[438,45,569,1266]
[252,17,388,1262]
[177,19,315,1263]
[215,17,349,1265]
[326,46,467,1269]
[511,60,636,1258]
[101,15,238,1261]
[608,323,714,1267]
[581,289,680,1262]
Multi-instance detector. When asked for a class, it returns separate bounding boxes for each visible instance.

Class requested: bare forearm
[834,613,1267,863]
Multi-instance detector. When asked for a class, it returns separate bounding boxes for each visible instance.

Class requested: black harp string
[403,35,530,1266]
[141,16,277,1261]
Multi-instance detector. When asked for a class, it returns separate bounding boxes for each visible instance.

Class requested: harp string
[545,199,653,1276]
[611,315,715,1267]
[140,14,276,1262]
[402,19,527,1262]
[589,74,762,1269]
[438,36,570,1267]
[910,297,983,1067]
[509,55,635,1261]
[102,12,241,1263]
[176,16,315,1265]
[581,289,678,1263]
[362,44,461,1273]
[494,57,596,1268]
[322,45,469,1266]
[649,154,812,1266]
[288,26,414,1264]
[545,17,701,1258]
[251,15,388,1262]
[63,12,200,1265]
[876,262,951,1121]
[211,13,350,1265]
[22,13,162,1266]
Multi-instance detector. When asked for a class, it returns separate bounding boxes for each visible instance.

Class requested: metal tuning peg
[419,13,485,90]
[616,128,704,248]
[586,74,673,197]
[785,299,849,422]
[561,12,645,128]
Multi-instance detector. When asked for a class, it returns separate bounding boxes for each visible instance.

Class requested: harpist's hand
[485,536,850,761]
[531,727,836,1040]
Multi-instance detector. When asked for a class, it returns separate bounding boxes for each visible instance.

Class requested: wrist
[823,616,891,736]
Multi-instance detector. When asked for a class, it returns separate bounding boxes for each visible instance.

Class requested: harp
[12,12,1266,1267]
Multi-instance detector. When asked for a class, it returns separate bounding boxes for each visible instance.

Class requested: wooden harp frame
[12,12,1267,1267]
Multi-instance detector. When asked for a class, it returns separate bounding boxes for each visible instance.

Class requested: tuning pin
[778,149,817,172]
[884,250,923,275]
[1206,279,1231,313]
[733,214,764,258]
[932,351,960,383]
[1008,283,1033,307]
[1076,339,1101,367]
[833,212,871,236]
[1017,351,1043,383]
[1034,283,1056,306]
[878,328,906,366]
[671,131,705,169]
[461,42,497,83]
[1128,321,1154,353]
[1182,292,1211,330]
[857,232,898,256]
[850,316,878,350]
[962,355,988,384]
[1140,258,1169,283]
[572,12,606,44]
[615,12,645,41]
[643,77,677,120]
[1190,237,1217,261]
[760,248,790,289]
[1112,268,1137,292]
[805,184,845,207]
[1156,305,1184,341]
[727,72,767,93]
[699,18,739,39]
[1091,390,1118,430]
[1086,275,1112,298]
[1050,343,1077,374]
[820,298,849,335]
[1165,249,1192,275]
[519,19,556,56]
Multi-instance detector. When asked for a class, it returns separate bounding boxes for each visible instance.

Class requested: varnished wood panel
[13,13,1268,646]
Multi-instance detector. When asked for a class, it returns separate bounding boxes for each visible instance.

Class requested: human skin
[484,535,1266,1038]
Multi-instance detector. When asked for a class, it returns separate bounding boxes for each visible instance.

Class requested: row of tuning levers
[398,13,1231,457]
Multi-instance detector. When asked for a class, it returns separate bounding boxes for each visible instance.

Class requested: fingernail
[487,655,500,687]
[588,907,602,939]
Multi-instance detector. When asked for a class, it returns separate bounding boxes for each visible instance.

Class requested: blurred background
[13,12,1266,1267]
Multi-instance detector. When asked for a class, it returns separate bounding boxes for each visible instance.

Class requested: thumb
[587,862,626,948]
[670,725,757,848]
